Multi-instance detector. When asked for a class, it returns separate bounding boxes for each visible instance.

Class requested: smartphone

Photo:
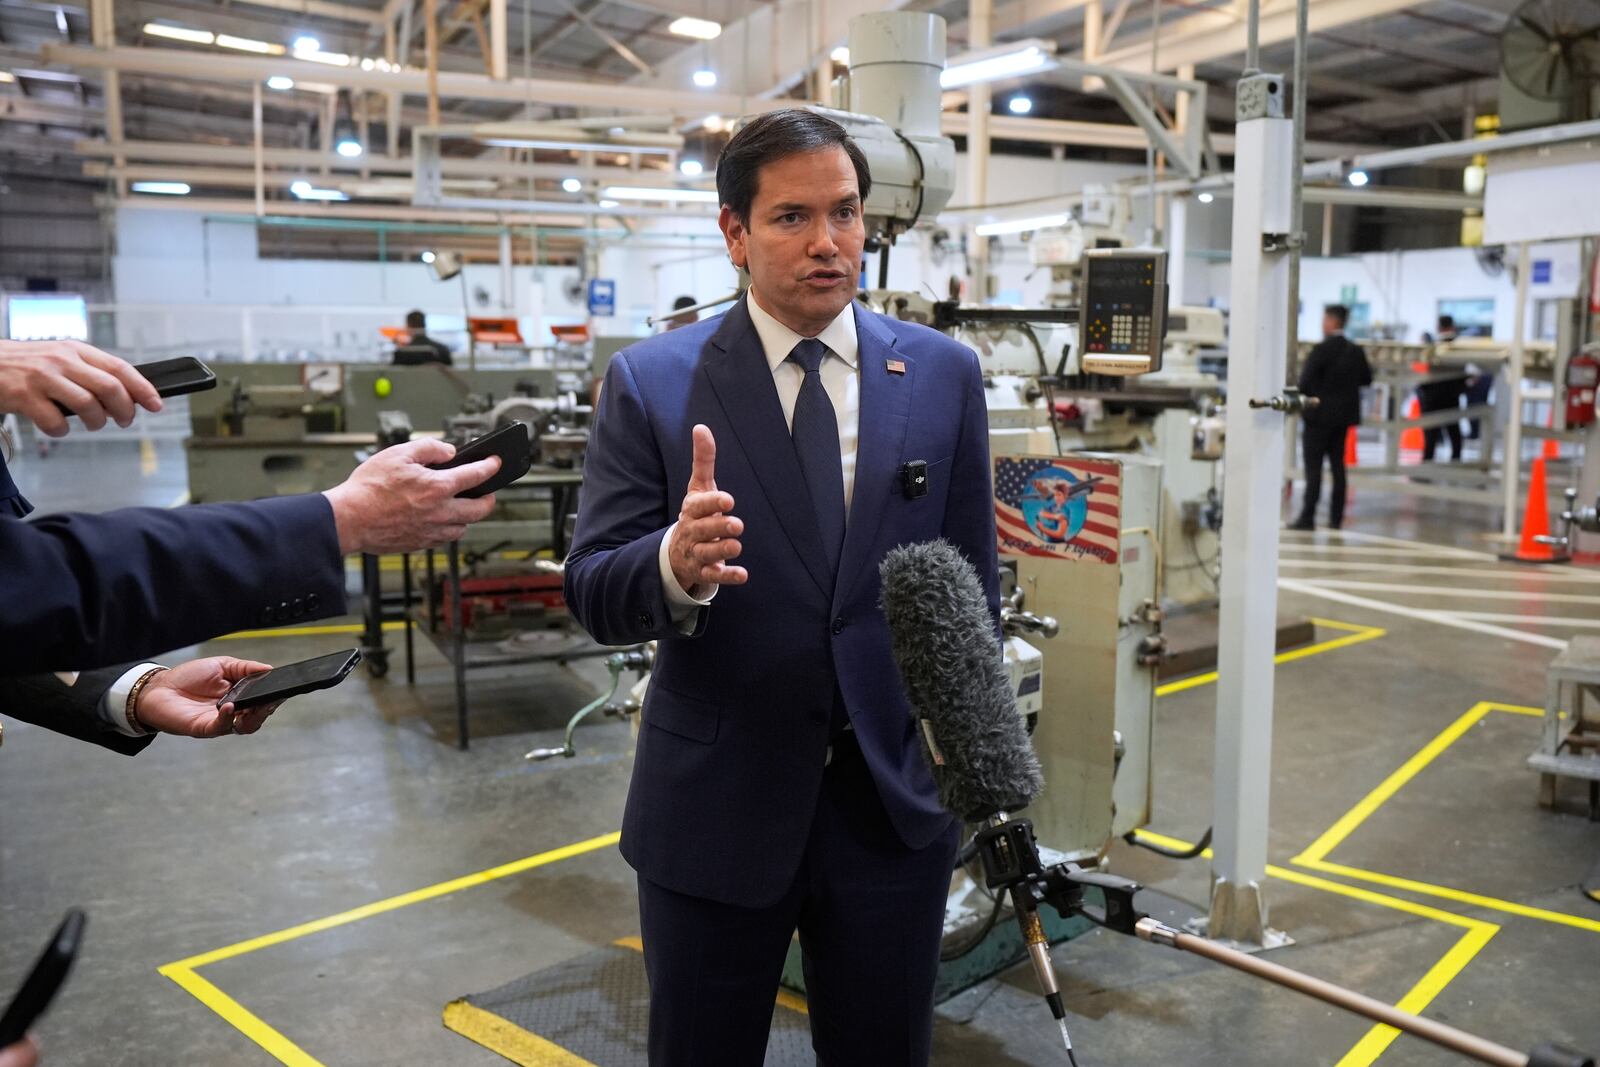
[54,356,217,416]
[428,421,533,499]
[218,649,362,712]
[0,909,87,1048]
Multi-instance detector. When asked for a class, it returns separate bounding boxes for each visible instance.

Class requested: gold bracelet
[124,666,168,736]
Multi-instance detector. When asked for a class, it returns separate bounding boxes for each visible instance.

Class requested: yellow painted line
[214,621,410,641]
[159,965,324,1067]
[1298,858,1600,934]
[1156,619,1386,696]
[168,831,621,971]
[140,437,158,476]
[612,935,643,952]
[443,1001,600,1067]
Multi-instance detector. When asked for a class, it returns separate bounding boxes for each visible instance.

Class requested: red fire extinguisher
[1566,346,1600,429]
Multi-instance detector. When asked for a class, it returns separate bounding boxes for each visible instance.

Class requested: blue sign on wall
[1532,260,1552,284]
[587,278,616,316]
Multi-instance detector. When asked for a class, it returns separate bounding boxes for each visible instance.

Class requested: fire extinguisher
[1566,345,1600,429]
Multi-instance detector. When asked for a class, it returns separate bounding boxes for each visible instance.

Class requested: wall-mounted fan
[1500,0,1600,117]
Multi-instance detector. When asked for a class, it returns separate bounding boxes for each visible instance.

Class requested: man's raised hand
[667,424,747,594]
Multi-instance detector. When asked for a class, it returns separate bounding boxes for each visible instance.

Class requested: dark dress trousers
[564,296,1000,1066]
[0,453,346,673]
[1296,334,1372,528]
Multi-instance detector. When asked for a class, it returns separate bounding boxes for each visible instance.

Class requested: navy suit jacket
[0,666,157,756]
[564,295,1000,908]
[0,454,347,674]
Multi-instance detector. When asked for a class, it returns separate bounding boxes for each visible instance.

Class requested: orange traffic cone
[1500,457,1558,563]
[1543,404,1560,460]
[1344,425,1359,466]
[1400,395,1424,452]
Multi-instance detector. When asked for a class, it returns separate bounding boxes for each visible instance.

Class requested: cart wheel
[366,652,390,679]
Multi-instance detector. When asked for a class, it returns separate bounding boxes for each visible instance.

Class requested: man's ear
[718,205,747,271]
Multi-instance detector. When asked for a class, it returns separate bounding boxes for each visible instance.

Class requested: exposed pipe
[1286,0,1308,371]
[425,0,440,126]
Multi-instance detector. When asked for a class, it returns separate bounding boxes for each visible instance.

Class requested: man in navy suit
[565,109,999,1066]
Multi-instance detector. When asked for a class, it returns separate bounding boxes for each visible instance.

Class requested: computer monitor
[4,293,89,341]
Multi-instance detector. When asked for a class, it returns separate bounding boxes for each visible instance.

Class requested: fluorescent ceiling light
[266,75,294,91]
[1008,95,1032,114]
[831,46,850,65]
[1347,169,1369,187]
[692,68,718,88]
[601,185,718,204]
[474,122,679,155]
[217,34,285,55]
[293,35,321,52]
[974,213,1068,236]
[296,49,352,66]
[599,199,619,208]
[421,251,436,263]
[1197,192,1215,203]
[679,159,704,177]
[143,23,214,45]
[669,16,721,40]
[941,40,1056,89]
[335,140,363,158]
[131,181,191,195]
[0,72,14,83]
[290,180,349,201]
[561,177,583,193]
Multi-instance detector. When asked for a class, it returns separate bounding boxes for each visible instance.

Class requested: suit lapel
[835,304,911,604]
[702,296,834,600]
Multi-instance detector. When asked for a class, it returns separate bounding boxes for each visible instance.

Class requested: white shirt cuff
[657,521,716,627]
[101,663,164,736]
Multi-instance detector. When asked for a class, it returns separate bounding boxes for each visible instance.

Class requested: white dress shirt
[657,289,862,621]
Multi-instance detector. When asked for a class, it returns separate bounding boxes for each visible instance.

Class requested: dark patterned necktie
[787,338,846,578]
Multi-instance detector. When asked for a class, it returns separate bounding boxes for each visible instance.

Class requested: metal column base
[1190,878,1292,950]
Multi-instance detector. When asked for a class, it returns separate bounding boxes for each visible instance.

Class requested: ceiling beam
[211,0,389,28]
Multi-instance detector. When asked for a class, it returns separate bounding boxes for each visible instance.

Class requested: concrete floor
[2,437,1598,1067]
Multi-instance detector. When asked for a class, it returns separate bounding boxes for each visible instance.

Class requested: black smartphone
[428,421,533,498]
[217,649,362,712]
[54,356,217,416]
[0,909,87,1048]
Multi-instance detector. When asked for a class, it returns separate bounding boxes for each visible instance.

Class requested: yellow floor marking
[214,621,409,642]
[443,1001,600,1067]
[1297,858,1600,934]
[1130,830,1501,1067]
[140,437,158,477]
[162,832,621,1066]
[1156,618,1386,696]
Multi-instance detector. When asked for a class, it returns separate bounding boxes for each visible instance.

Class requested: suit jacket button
[279,600,291,620]
[831,617,845,635]
[307,593,320,611]
[291,597,304,617]
[261,606,276,625]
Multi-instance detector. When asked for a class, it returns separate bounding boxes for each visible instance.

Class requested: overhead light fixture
[669,16,722,40]
[217,34,285,55]
[831,46,850,65]
[296,49,352,66]
[562,177,583,193]
[601,185,719,204]
[679,159,704,177]
[131,181,191,195]
[974,213,1069,236]
[421,251,436,264]
[290,179,349,201]
[1197,191,1215,204]
[55,7,68,34]
[473,121,679,155]
[0,72,14,84]
[599,199,619,208]
[941,39,1056,89]
[1347,169,1369,187]
[266,75,294,91]
[701,114,724,132]
[293,35,321,53]
[692,68,718,88]
[1008,95,1033,114]
[142,23,215,45]
[332,89,362,158]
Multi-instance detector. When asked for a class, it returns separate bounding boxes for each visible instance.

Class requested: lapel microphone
[899,461,929,499]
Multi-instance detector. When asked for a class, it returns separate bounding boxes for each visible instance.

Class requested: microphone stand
[966,815,1593,1067]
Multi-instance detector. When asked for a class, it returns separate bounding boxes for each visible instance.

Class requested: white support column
[489,0,508,80]
[1210,83,1294,947]
[499,228,514,310]
[385,19,401,157]
[90,0,125,195]
[1501,240,1532,539]
[1168,193,1188,303]
[967,0,992,302]
[253,81,265,217]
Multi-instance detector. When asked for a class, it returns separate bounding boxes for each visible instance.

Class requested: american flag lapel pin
[886,359,906,375]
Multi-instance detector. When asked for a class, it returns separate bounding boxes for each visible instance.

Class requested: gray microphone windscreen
[879,539,1044,821]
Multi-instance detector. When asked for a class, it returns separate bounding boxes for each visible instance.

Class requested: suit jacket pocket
[643,682,720,744]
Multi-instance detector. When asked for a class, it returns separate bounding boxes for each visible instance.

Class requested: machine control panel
[1080,249,1169,376]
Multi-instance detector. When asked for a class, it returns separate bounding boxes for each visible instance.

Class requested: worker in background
[393,309,454,365]
[1291,304,1372,531]
[1419,314,1467,461]
[663,295,699,331]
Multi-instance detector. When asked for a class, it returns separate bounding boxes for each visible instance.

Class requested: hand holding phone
[52,356,215,418]
[428,422,533,498]
[0,338,164,437]
[0,910,86,1050]
[216,649,362,712]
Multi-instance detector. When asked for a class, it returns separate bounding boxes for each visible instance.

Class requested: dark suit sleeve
[564,353,696,647]
[942,349,1003,642]
[1355,343,1373,388]
[0,666,156,756]
[1299,341,1329,396]
[0,494,347,673]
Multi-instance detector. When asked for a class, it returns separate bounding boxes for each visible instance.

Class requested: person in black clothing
[1419,314,1467,460]
[393,309,454,365]
[1291,304,1373,531]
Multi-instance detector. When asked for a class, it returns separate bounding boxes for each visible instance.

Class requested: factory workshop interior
[2,0,1599,1063]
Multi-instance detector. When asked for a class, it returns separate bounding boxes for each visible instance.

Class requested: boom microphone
[879,539,1044,822]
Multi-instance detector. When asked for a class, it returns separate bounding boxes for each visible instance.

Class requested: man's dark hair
[716,108,871,224]
[672,295,698,311]
[405,309,427,330]
[1437,314,1455,331]
[1324,304,1349,327]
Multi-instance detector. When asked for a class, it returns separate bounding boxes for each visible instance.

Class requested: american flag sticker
[993,455,1122,564]
[886,359,906,375]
